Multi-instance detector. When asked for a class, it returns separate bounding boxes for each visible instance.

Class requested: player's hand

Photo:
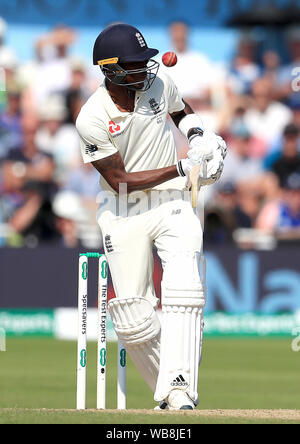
[187,131,227,185]
[189,130,227,161]
[197,154,224,186]
[176,157,198,181]
[177,155,223,188]
[186,149,224,186]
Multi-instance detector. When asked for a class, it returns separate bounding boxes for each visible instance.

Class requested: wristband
[187,127,204,142]
[176,160,186,177]
[178,114,204,140]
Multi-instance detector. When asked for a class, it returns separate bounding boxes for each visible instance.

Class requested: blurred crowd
[0,18,299,249]
[0,20,102,249]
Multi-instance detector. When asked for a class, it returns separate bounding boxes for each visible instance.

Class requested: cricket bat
[189,159,208,209]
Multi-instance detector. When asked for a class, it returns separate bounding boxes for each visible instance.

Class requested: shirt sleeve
[163,73,185,114]
[76,111,118,164]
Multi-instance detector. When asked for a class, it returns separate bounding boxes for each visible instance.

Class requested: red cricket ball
[162,52,178,67]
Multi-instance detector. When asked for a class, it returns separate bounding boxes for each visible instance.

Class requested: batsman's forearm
[92,153,179,194]
[115,165,179,193]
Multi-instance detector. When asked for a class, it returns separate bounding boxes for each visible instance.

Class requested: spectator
[52,191,86,248]
[277,26,300,105]
[64,162,100,199]
[22,26,77,109]
[63,163,103,249]
[8,114,55,185]
[0,48,19,90]
[291,100,300,129]
[17,40,45,117]
[205,182,237,244]
[163,21,213,110]
[8,179,58,248]
[244,77,292,150]
[0,20,19,113]
[234,187,261,229]
[0,154,25,227]
[0,17,15,55]
[52,189,102,249]
[277,173,300,235]
[0,88,23,160]
[271,124,300,187]
[0,114,57,247]
[35,95,81,186]
[218,123,264,187]
[63,58,89,124]
[205,181,262,244]
[229,118,267,158]
[218,94,250,136]
[256,173,300,239]
[264,109,300,170]
[261,50,281,91]
[163,21,218,154]
[0,17,18,80]
[227,35,261,95]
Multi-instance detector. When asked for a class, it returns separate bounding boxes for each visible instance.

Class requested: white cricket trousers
[97,198,205,307]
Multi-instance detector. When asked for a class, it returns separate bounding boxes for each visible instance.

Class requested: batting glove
[176,157,198,180]
[189,130,227,160]
[187,130,227,186]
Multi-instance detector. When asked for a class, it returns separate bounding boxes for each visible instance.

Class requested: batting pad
[154,305,204,403]
[108,298,161,393]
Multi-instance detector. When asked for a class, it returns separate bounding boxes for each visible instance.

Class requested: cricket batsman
[76,23,227,410]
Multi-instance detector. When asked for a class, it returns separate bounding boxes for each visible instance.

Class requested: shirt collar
[98,81,131,119]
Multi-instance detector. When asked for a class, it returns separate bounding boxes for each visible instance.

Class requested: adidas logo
[171,374,188,387]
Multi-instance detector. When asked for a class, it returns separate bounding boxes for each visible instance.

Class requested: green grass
[0,338,299,424]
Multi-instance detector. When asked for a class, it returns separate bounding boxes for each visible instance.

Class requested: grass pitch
[0,338,299,424]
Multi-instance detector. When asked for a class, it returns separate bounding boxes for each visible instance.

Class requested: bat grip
[190,159,208,209]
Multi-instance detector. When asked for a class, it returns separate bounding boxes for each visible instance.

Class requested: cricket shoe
[154,401,169,411]
[167,390,195,411]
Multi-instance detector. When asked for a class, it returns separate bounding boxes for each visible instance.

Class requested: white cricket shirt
[76,72,186,195]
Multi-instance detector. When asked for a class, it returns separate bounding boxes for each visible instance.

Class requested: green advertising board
[0,310,298,338]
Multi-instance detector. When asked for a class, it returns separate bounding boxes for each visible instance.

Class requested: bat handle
[190,159,208,209]
[190,165,201,209]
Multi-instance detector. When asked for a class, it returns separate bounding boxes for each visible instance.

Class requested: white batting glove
[189,130,227,160]
[187,130,227,186]
[190,152,224,186]
[215,134,228,160]
[176,156,220,187]
[176,158,198,181]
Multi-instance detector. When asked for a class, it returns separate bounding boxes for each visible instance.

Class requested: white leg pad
[108,298,161,393]
[154,251,206,403]
[154,305,204,403]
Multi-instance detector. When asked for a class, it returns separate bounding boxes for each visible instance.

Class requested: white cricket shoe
[167,390,195,411]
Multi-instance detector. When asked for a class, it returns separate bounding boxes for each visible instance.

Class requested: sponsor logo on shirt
[109,120,121,134]
[85,144,98,157]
